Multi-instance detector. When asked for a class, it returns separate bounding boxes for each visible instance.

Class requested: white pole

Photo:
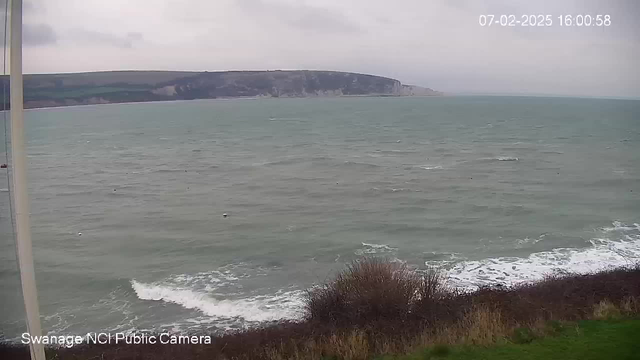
[9,0,46,359]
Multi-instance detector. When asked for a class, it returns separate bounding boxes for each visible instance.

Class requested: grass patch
[511,327,536,344]
[385,319,640,360]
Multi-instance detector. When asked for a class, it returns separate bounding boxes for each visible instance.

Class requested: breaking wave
[444,221,640,289]
[129,264,305,330]
[416,165,443,170]
[131,280,303,324]
[131,222,638,330]
[355,242,398,255]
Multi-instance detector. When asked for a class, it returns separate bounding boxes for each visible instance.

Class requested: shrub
[305,258,421,326]
[460,305,508,345]
[621,296,640,315]
[327,331,370,360]
[593,300,622,320]
[418,268,446,302]
[414,268,465,327]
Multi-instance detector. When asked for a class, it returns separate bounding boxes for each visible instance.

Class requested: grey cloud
[236,0,360,33]
[70,29,143,48]
[127,32,143,41]
[24,23,57,46]
[20,0,640,98]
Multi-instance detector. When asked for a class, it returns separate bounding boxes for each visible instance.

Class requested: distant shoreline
[23,92,640,112]
[2,70,443,110]
[24,93,448,111]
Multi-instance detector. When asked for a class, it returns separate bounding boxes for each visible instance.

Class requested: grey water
[1,96,639,338]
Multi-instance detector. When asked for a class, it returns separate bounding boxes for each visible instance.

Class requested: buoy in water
[78,232,82,236]
[223,213,228,218]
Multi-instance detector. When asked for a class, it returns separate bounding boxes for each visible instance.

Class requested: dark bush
[306,258,421,326]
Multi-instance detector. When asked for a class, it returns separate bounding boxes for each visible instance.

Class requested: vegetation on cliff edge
[1,258,639,359]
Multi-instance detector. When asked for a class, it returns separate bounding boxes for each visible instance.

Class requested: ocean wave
[129,263,305,329]
[475,156,520,163]
[169,268,243,291]
[515,235,544,248]
[131,280,303,323]
[267,117,302,122]
[443,221,640,289]
[33,287,139,340]
[416,165,443,170]
[371,150,418,155]
[153,168,187,173]
[601,221,640,233]
[251,157,306,167]
[370,187,421,193]
[254,156,382,169]
[423,252,464,267]
[355,242,398,255]
[340,161,381,169]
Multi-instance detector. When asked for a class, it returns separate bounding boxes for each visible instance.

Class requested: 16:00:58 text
[479,14,611,27]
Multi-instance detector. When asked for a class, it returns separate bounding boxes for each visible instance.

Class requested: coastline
[24,93,447,111]
[1,259,639,359]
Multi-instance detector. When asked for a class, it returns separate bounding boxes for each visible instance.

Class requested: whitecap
[515,236,542,248]
[423,252,465,267]
[361,242,397,250]
[355,242,398,255]
[443,221,640,289]
[417,165,443,170]
[601,221,640,233]
[131,280,303,323]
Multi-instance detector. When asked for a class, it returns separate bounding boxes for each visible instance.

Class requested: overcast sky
[7,0,640,97]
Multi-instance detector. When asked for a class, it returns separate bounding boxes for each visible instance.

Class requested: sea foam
[355,242,398,255]
[444,221,640,289]
[131,280,304,323]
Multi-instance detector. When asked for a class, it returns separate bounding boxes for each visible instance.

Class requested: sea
[1,96,639,339]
